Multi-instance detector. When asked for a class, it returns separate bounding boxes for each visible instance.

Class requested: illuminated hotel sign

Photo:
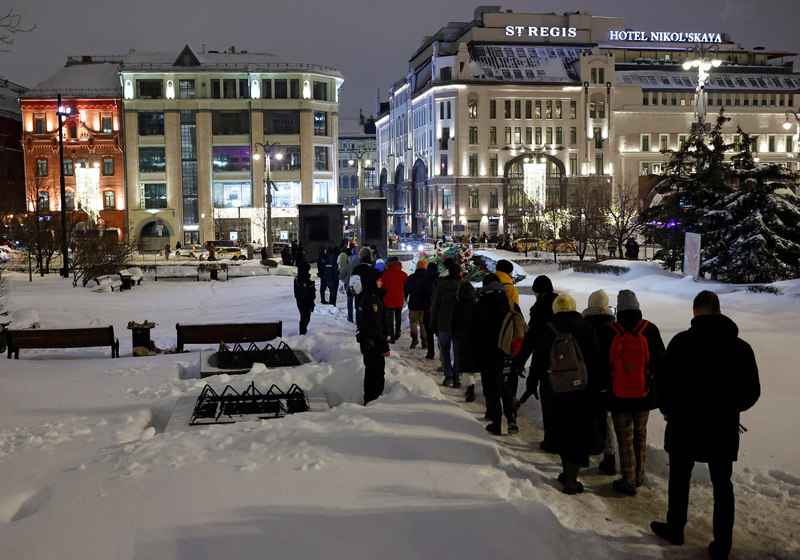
[505,26,578,38]
[608,30,723,43]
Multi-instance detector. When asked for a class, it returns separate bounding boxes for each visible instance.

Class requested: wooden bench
[175,321,282,352]
[6,326,120,359]
[155,265,200,281]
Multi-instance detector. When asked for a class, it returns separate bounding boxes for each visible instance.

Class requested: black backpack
[547,323,589,393]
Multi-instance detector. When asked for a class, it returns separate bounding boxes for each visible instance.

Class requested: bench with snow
[175,321,283,352]
[92,275,124,292]
[119,267,145,287]
[155,266,199,281]
[6,326,120,359]
[225,265,275,279]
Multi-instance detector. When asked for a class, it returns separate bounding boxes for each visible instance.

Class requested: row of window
[487,99,579,120]
[36,190,116,210]
[437,152,604,178]
[35,157,115,177]
[643,92,794,107]
[132,78,330,101]
[640,133,795,153]
[138,144,330,173]
[136,110,329,137]
[339,173,375,189]
[32,115,115,136]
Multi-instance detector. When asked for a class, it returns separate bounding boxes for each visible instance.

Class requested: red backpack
[608,320,650,398]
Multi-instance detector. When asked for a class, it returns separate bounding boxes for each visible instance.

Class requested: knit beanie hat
[532,275,554,294]
[496,259,514,274]
[482,273,500,286]
[617,289,640,311]
[416,259,427,270]
[552,293,577,314]
[588,289,609,310]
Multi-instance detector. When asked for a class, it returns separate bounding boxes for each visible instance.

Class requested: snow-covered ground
[0,254,798,560]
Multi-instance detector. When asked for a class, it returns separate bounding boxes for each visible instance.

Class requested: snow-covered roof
[0,77,27,118]
[20,63,122,99]
[616,68,800,91]
[469,44,598,83]
[121,46,343,79]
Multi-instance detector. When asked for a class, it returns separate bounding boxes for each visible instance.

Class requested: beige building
[376,7,799,239]
[121,45,343,249]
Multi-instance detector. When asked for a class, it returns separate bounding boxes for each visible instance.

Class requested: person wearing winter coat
[514,274,559,451]
[526,294,602,494]
[322,247,340,306]
[293,261,316,335]
[449,280,478,393]
[352,249,380,327]
[316,246,329,303]
[339,248,361,323]
[356,268,391,405]
[421,262,440,358]
[281,245,292,265]
[651,291,759,560]
[581,289,619,477]
[404,260,429,349]
[603,290,665,496]
[381,257,408,343]
[429,263,462,386]
[494,259,519,307]
[469,274,518,435]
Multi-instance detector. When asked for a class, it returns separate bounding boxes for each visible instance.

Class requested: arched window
[342,175,349,189]
[351,175,358,188]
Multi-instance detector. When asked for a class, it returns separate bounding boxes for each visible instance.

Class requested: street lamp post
[783,111,800,166]
[56,94,71,278]
[682,44,722,135]
[253,141,282,258]
[349,149,372,240]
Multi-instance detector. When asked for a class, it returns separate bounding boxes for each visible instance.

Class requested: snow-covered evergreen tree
[642,111,734,270]
[701,127,800,283]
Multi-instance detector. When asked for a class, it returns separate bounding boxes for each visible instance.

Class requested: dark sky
[3,0,799,119]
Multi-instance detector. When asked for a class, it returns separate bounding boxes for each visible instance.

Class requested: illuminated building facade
[376,7,800,238]
[19,60,126,241]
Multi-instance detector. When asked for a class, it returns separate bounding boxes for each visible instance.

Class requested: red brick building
[19,59,126,241]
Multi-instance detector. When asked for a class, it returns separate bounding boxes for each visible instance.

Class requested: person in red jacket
[381,256,408,343]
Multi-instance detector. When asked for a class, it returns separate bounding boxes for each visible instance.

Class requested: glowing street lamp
[252,141,283,258]
[682,44,722,134]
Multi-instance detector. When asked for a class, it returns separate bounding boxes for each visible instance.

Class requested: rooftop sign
[609,30,723,43]
[505,26,578,38]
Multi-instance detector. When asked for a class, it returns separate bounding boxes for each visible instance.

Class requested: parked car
[215,247,244,260]
[176,244,208,258]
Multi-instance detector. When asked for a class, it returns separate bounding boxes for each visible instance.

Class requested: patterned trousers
[611,410,650,486]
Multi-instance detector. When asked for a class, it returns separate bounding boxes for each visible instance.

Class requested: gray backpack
[547,323,588,393]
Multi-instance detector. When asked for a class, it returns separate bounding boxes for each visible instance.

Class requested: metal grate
[189,382,310,425]
[214,340,301,369]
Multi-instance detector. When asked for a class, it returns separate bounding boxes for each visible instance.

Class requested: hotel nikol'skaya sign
[504,25,723,44]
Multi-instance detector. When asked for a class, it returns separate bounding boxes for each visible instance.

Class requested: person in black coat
[449,280,478,392]
[421,261,440,359]
[515,274,559,451]
[581,289,619,476]
[293,261,316,335]
[470,274,518,435]
[651,291,760,559]
[404,260,429,349]
[357,268,391,405]
[526,294,602,494]
[603,290,665,496]
[429,263,462,385]
[281,245,292,265]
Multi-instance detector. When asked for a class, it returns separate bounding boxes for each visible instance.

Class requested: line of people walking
[294,248,760,560]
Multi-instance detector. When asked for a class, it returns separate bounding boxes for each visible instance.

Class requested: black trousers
[297,304,312,335]
[480,359,517,425]
[386,307,402,340]
[363,351,386,405]
[668,453,734,553]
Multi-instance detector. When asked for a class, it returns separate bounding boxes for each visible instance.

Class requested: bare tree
[0,9,35,51]
[597,175,644,257]
[71,235,138,287]
[566,177,610,260]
